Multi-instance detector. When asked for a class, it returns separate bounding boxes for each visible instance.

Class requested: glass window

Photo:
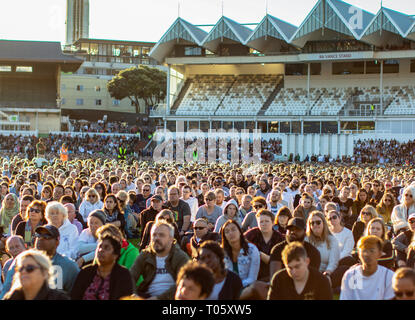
[383,60,399,73]
[223,121,233,130]
[234,122,244,130]
[0,66,12,72]
[188,121,199,130]
[76,99,84,106]
[332,62,364,75]
[358,121,375,131]
[76,85,84,91]
[321,121,338,133]
[411,60,415,73]
[200,121,210,131]
[303,121,320,133]
[211,121,221,130]
[245,122,255,130]
[340,121,357,131]
[112,99,120,106]
[269,121,279,133]
[286,64,306,76]
[16,66,33,72]
[258,121,267,133]
[95,99,102,106]
[366,61,381,74]
[184,47,202,56]
[292,121,301,133]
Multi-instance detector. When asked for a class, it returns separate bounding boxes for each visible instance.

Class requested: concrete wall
[184,64,285,76]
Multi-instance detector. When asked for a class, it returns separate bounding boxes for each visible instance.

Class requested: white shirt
[147,256,175,297]
[340,264,394,300]
[331,227,355,259]
[207,278,226,300]
[181,197,199,222]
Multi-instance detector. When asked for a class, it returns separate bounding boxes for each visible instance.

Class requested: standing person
[60,143,69,163]
[45,201,79,260]
[3,249,69,300]
[197,240,243,300]
[391,186,415,235]
[196,192,222,231]
[130,221,189,299]
[305,211,340,283]
[267,242,333,300]
[165,186,191,237]
[244,209,284,282]
[340,235,394,300]
[269,217,321,278]
[174,261,215,300]
[34,224,80,294]
[392,268,415,300]
[70,227,135,300]
[36,138,46,158]
[221,220,260,288]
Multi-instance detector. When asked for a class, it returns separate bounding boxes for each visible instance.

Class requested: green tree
[107,65,167,114]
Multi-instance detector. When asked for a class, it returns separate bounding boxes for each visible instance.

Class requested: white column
[380,60,383,115]
[166,64,171,115]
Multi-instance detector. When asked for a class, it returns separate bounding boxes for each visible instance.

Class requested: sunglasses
[194,226,206,231]
[311,220,322,226]
[254,205,264,209]
[361,211,372,215]
[143,189,150,192]
[18,264,41,274]
[394,290,414,298]
[34,233,54,240]
[29,208,41,213]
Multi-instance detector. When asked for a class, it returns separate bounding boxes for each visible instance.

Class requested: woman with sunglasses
[392,185,415,235]
[306,211,340,283]
[376,192,396,228]
[352,205,378,245]
[326,210,354,260]
[16,200,47,248]
[4,249,69,300]
[196,191,222,232]
[241,197,267,232]
[79,188,103,222]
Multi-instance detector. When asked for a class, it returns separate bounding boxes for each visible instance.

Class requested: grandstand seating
[310,87,353,116]
[265,87,312,116]
[384,86,415,115]
[216,74,281,116]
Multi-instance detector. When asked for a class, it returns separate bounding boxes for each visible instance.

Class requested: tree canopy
[107,65,167,114]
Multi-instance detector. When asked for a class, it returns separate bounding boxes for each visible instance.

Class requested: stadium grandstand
[0,40,82,134]
[148,0,415,161]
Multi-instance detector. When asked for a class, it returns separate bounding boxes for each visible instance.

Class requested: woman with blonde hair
[351,205,378,244]
[376,192,396,226]
[306,210,340,281]
[79,188,103,222]
[391,185,415,235]
[4,249,69,300]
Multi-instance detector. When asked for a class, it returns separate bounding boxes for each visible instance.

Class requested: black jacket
[218,271,243,300]
[4,283,69,300]
[70,263,134,300]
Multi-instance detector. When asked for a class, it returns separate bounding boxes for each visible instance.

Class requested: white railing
[0,130,38,136]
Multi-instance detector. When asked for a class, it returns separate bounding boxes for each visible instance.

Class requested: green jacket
[130,242,189,300]
[119,242,139,270]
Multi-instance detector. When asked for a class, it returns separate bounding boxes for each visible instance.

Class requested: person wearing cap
[392,213,415,268]
[139,194,164,237]
[267,242,333,300]
[340,235,394,300]
[75,210,106,268]
[34,224,80,294]
[269,217,321,278]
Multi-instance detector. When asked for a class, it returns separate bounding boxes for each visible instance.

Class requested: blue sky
[0,0,413,44]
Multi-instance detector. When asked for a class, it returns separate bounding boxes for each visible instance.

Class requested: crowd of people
[0,154,413,300]
[69,119,140,134]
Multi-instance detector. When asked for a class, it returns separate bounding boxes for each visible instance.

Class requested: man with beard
[130,221,189,299]
[269,217,321,278]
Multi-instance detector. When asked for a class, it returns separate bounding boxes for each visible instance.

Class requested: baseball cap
[408,213,415,220]
[35,224,60,239]
[151,195,163,202]
[286,217,306,230]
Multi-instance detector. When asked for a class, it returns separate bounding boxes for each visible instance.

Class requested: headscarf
[0,193,19,233]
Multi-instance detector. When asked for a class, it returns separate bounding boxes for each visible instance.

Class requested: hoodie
[79,200,104,222]
[214,199,242,233]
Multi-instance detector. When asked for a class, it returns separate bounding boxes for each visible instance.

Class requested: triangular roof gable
[202,16,252,46]
[149,18,207,62]
[246,15,294,44]
[328,0,375,38]
[268,15,298,41]
[382,8,415,37]
[361,9,407,39]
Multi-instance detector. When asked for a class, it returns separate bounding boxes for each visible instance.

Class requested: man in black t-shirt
[165,186,191,235]
[269,217,321,278]
[267,242,332,300]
